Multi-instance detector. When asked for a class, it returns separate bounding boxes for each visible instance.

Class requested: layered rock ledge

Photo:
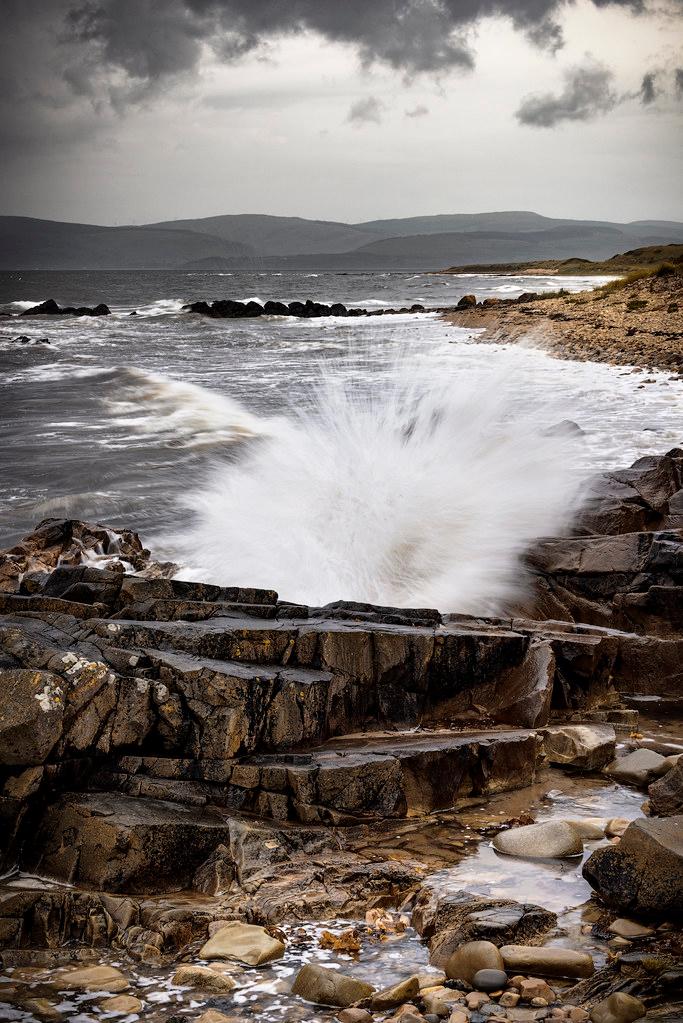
[0,449,682,1022]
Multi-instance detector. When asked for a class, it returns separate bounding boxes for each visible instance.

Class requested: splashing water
[178,359,584,614]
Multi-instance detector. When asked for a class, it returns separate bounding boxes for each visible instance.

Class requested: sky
[1,0,682,225]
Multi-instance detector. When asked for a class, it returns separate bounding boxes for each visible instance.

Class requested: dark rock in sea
[21,299,60,315]
[457,294,477,309]
[263,300,290,315]
[582,815,683,918]
[10,334,50,344]
[185,297,431,319]
[20,299,110,317]
[516,292,539,303]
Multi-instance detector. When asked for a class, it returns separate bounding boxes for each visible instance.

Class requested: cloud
[405,104,430,118]
[515,59,618,127]
[25,0,677,102]
[639,71,657,104]
[347,96,384,126]
[675,68,683,99]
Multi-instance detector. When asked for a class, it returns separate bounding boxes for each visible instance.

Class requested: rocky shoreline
[442,266,683,374]
[1,449,682,1023]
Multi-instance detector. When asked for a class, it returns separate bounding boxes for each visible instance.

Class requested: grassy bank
[438,243,683,277]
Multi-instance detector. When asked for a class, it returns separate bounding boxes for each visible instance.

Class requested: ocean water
[2,269,682,611]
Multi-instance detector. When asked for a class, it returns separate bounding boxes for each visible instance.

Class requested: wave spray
[178,357,584,613]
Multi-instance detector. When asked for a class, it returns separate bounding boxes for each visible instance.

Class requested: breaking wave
[105,367,270,447]
[178,358,585,613]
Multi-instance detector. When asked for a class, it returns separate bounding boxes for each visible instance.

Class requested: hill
[438,243,683,275]
[0,216,254,270]
[1,213,682,270]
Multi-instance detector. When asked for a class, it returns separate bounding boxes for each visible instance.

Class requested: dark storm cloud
[515,60,618,126]
[54,0,677,90]
[639,71,657,104]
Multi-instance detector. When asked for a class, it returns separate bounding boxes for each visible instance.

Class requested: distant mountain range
[1,211,683,270]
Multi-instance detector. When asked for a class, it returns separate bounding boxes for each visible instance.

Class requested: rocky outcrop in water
[183,298,426,318]
[20,299,110,317]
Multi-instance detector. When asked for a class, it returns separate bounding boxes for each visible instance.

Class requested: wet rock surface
[20,299,110,317]
[582,815,683,918]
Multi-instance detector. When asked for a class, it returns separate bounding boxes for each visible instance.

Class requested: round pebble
[472,968,508,992]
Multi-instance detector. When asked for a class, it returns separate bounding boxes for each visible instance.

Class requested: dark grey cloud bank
[0,0,681,222]
[15,0,674,95]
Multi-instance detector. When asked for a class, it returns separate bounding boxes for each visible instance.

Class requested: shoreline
[441,265,683,374]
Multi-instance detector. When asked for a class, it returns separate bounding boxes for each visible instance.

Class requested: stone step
[82,612,618,736]
[30,791,233,893]
[92,727,540,824]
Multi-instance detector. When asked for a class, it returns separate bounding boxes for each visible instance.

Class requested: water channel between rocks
[0,762,654,1023]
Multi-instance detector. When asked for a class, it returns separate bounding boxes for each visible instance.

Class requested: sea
[2,268,682,612]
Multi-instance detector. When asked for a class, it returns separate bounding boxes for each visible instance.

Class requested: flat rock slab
[32,792,232,892]
[226,728,539,821]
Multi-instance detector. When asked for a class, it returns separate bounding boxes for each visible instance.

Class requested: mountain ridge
[1,211,682,270]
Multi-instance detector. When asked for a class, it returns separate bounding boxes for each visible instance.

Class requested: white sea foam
[105,367,272,447]
[133,298,187,317]
[2,299,44,311]
[178,358,584,613]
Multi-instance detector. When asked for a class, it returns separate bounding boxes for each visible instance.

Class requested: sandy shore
[443,266,683,374]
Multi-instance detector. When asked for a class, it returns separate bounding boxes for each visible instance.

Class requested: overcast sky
[1,0,682,225]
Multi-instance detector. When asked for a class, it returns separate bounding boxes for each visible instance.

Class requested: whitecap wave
[2,299,44,311]
[177,357,584,613]
[104,367,272,447]
[133,298,187,317]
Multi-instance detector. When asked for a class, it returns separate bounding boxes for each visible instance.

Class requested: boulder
[370,975,420,1009]
[582,815,683,918]
[421,986,463,1015]
[172,965,236,992]
[52,965,129,992]
[648,759,683,816]
[0,670,64,766]
[492,820,583,859]
[605,748,666,787]
[196,1012,234,1023]
[445,941,504,983]
[457,294,477,308]
[291,964,375,1006]
[541,724,616,771]
[336,1011,373,1023]
[98,995,144,1013]
[590,992,646,1023]
[566,819,606,840]
[607,918,654,939]
[472,968,508,991]
[499,946,594,978]
[200,921,285,965]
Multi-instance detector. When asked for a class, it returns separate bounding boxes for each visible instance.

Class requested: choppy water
[2,269,682,609]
